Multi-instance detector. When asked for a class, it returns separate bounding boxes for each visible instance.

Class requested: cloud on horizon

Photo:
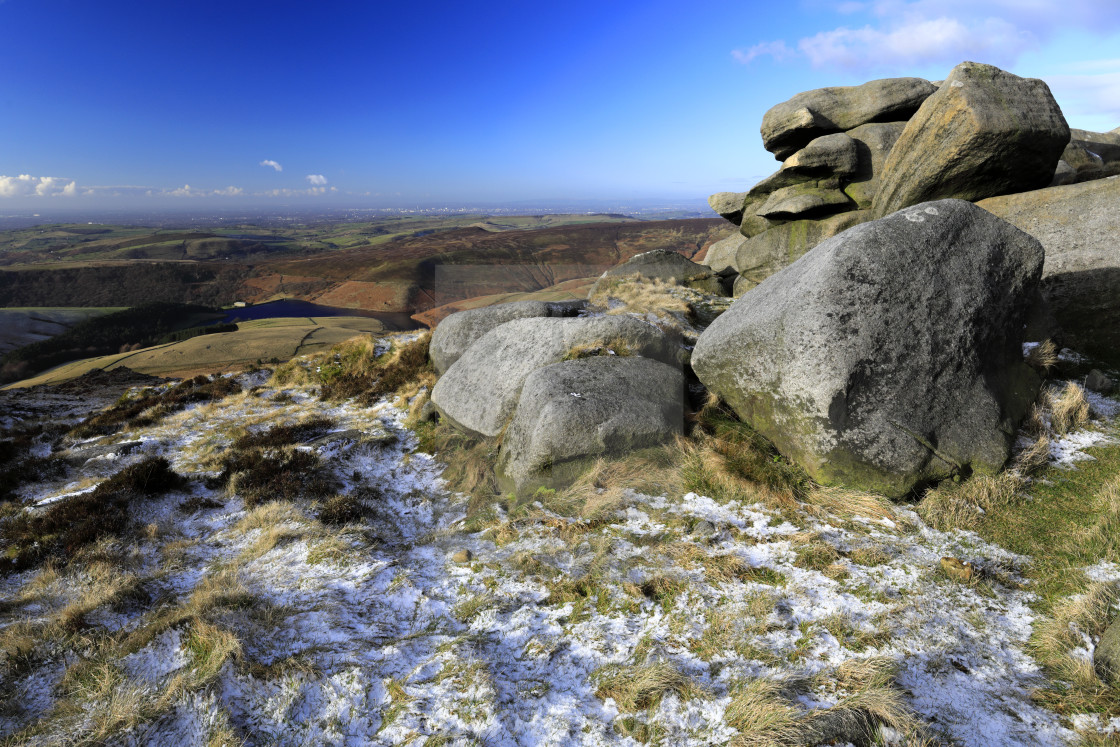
[735,0,1120,72]
[0,174,78,198]
[260,159,283,172]
[306,174,327,185]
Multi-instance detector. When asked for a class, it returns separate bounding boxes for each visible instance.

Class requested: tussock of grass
[1,457,181,572]
[680,404,809,512]
[71,374,240,438]
[1052,381,1092,436]
[1014,434,1052,476]
[1026,339,1059,375]
[415,420,500,517]
[316,491,369,525]
[724,678,803,746]
[1031,582,1120,715]
[593,660,695,711]
[916,472,1023,533]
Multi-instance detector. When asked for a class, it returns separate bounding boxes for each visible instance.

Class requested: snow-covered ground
[1,343,1118,746]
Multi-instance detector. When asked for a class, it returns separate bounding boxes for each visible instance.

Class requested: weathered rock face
[734,211,870,289]
[496,356,684,495]
[761,77,937,160]
[693,200,1044,498]
[707,192,748,225]
[874,62,1069,217]
[699,234,747,274]
[591,249,726,296]
[429,299,585,375]
[978,177,1120,367]
[754,179,852,220]
[842,122,907,208]
[430,315,678,438]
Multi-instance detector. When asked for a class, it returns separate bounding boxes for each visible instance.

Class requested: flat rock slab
[496,356,685,495]
[694,199,1043,498]
[761,77,936,160]
[429,300,586,375]
[431,315,678,438]
[874,62,1069,216]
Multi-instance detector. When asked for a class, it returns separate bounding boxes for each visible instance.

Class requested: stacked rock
[706,61,1077,293]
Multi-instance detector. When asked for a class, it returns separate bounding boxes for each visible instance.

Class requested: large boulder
[874,62,1069,217]
[734,211,870,289]
[590,249,725,296]
[496,356,684,495]
[693,200,1044,498]
[842,122,907,209]
[431,315,678,438]
[700,233,746,274]
[708,191,748,225]
[978,177,1120,367]
[761,77,937,160]
[429,300,586,375]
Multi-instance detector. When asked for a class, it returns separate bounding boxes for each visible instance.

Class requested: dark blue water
[220,299,422,330]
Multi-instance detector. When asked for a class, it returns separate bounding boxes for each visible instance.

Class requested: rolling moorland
[2,62,1120,746]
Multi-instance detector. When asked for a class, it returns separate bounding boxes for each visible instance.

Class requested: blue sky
[1,0,1118,209]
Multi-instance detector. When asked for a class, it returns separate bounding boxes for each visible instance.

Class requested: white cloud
[306,174,328,186]
[736,0,1120,73]
[213,186,244,196]
[0,174,79,198]
[798,15,1031,70]
[1047,65,1120,121]
[260,159,283,172]
[732,41,794,65]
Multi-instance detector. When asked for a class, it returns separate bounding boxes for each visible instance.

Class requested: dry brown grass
[593,660,697,711]
[1026,339,1059,375]
[589,275,693,320]
[917,472,1023,532]
[1013,435,1052,476]
[1052,381,1092,435]
[1031,582,1120,714]
[724,678,803,746]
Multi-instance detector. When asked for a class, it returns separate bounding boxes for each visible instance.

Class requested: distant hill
[0,217,734,321]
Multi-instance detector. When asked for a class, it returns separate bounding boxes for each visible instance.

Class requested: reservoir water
[220,299,423,330]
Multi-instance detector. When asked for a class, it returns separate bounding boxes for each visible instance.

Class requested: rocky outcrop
[733,211,870,291]
[428,299,586,374]
[430,315,678,438]
[706,63,1098,292]
[692,200,1044,498]
[842,122,907,208]
[707,192,749,225]
[496,356,684,495]
[978,177,1120,366]
[590,249,726,296]
[873,62,1068,216]
[761,77,937,160]
[698,234,745,275]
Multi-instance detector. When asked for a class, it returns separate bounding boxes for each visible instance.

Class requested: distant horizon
[2,1,1118,211]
